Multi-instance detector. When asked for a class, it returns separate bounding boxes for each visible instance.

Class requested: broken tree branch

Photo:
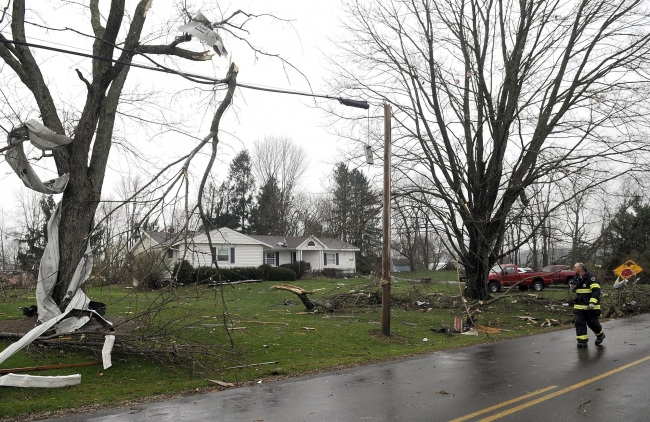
[271,284,325,311]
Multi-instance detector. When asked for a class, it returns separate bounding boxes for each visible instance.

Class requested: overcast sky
[1,0,373,218]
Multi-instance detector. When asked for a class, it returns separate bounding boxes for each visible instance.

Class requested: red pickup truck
[486,264,552,293]
[539,265,576,284]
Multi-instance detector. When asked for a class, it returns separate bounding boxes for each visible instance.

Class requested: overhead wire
[0,38,369,108]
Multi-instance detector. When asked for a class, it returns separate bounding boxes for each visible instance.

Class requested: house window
[264,252,276,265]
[211,247,229,262]
[325,253,337,265]
[217,248,229,262]
[167,249,174,259]
[307,241,315,247]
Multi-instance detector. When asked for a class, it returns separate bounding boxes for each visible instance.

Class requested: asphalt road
[41,314,650,422]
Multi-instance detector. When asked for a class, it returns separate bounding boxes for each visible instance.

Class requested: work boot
[595,333,606,345]
[577,342,588,348]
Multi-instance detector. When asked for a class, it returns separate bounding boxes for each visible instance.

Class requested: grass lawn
[0,271,594,420]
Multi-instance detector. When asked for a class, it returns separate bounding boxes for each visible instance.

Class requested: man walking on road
[570,262,605,348]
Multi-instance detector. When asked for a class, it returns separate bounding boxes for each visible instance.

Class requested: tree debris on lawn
[0,361,101,375]
[540,319,561,327]
[206,379,235,387]
[515,316,538,323]
[226,361,279,370]
[271,284,327,311]
[476,326,501,334]
[238,321,288,326]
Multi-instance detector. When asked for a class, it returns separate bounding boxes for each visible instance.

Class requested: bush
[230,267,263,281]
[321,268,344,279]
[258,264,272,280]
[280,261,311,279]
[267,267,297,281]
[355,253,376,275]
[125,251,170,289]
[196,266,219,283]
[441,262,458,271]
[197,266,263,283]
[172,260,194,283]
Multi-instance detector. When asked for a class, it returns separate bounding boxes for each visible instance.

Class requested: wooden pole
[382,101,392,336]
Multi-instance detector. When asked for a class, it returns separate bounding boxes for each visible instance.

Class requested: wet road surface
[41,314,650,422]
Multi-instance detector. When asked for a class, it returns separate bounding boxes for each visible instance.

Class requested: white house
[163,227,359,274]
[129,229,193,261]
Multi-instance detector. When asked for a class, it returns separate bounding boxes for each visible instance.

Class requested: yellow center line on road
[472,354,650,422]
[448,386,558,422]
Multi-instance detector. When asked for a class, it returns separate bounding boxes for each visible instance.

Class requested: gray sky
[1,1,370,216]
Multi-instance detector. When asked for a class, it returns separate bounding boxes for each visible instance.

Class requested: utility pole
[382,101,392,336]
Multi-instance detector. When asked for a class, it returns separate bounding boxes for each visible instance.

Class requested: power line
[0,38,369,109]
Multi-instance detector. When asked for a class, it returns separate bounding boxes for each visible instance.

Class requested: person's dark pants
[574,309,603,343]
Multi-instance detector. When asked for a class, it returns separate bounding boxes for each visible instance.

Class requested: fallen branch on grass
[271,284,327,311]
[237,321,288,325]
[515,316,538,322]
[209,279,262,286]
[226,361,278,369]
[540,319,561,327]
[0,361,101,374]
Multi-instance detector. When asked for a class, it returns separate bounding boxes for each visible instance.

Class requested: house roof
[245,235,360,251]
[171,228,359,251]
[316,237,359,251]
[184,227,273,247]
[247,235,310,249]
[146,230,194,247]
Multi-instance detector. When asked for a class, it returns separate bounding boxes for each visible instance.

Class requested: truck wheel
[488,281,499,293]
[532,280,544,291]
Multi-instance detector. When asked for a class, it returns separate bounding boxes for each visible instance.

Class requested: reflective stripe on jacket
[572,271,601,310]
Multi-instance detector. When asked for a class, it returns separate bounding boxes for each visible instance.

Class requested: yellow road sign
[613,260,643,279]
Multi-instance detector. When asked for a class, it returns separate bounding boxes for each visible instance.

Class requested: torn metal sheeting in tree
[5,120,72,194]
[0,373,81,388]
[178,12,228,57]
[1,119,115,387]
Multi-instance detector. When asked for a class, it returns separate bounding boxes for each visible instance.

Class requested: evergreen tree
[203,150,255,231]
[211,181,240,230]
[330,163,381,256]
[250,176,283,235]
[601,197,650,272]
[227,150,255,233]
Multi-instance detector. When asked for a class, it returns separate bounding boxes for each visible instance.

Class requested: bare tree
[0,1,283,305]
[0,205,17,270]
[392,194,425,271]
[251,135,309,235]
[333,0,650,298]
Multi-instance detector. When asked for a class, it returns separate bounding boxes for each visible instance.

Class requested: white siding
[131,235,161,256]
[313,250,356,273]
[176,243,264,268]
[277,251,293,266]
[337,251,356,271]
[302,250,322,270]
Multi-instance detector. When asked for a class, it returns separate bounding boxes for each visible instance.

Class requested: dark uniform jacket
[572,270,601,311]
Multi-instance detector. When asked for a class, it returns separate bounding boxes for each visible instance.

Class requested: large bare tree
[251,135,309,235]
[334,0,650,298]
[0,1,274,305]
